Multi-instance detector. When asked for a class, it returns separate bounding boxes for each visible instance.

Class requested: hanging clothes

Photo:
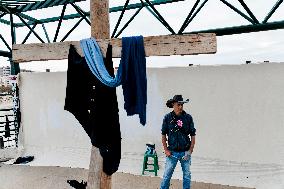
[80,38,122,87]
[4,115,10,138]
[120,36,147,126]
[80,36,147,125]
[64,45,121,175]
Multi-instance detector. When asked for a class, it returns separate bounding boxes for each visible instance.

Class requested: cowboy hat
[166,95,189,108]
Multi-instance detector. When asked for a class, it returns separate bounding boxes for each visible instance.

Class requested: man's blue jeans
[160,151,191,189]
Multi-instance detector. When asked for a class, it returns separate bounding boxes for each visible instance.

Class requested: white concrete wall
[18,63,284,168]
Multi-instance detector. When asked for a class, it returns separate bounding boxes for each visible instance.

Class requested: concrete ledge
[0,148,22,162]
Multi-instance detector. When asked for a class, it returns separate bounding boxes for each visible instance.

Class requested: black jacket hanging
[65,45,121,175]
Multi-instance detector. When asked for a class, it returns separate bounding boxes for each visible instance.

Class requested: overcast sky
[0,0,284,71]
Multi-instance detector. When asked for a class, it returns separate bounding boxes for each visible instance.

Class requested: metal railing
[0,92,20,149]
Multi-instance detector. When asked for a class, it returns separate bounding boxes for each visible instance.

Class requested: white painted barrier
[18,63,284,169]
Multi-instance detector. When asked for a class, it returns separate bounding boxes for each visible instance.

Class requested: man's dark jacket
[161,111,196,152]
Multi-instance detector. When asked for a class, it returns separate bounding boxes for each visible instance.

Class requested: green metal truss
[1,0,284,74]
[0,0,183,74]
[0,0,184,27]
[0,0,85,12]
[0,0,283,37]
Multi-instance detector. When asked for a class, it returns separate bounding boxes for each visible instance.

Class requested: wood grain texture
[13,33,216,63]
[87,146,103,189]
[91,0,109,39]
[89,0,111,188]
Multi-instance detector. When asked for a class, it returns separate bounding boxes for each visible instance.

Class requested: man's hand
[164,149,171,157]
[182,151,191,160]
[162,135,171,157]
[190,136,195,154]
[189,147,194,154]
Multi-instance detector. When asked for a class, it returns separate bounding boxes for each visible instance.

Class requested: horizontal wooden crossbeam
[12,33,216,63]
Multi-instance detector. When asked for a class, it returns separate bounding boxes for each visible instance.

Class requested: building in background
[0,66,11,77]
[0,66,33,86]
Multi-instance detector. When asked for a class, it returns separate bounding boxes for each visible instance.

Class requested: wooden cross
[12,0,217,188]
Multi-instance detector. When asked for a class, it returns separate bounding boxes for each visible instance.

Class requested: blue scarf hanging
[80,36,147,125]
[80,38,122,87]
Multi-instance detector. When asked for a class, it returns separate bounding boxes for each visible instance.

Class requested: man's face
[173,102,184,115]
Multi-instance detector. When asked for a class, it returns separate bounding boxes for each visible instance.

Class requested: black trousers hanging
[65,45,121,175]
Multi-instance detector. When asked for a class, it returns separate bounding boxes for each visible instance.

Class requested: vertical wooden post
[87,146,104,189]
[87,0,111,189]
[91,0,110,39]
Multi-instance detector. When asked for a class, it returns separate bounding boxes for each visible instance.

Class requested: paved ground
[0,164,253,189]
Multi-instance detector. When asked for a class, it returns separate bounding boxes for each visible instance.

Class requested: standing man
[160,95,196,189]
